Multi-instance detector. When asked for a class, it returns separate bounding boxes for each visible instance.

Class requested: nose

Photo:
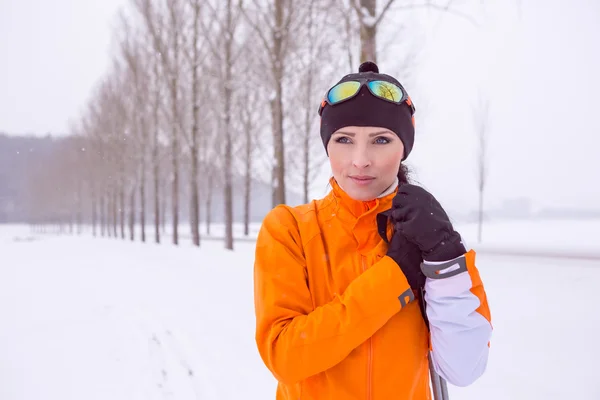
[352,146,372,169]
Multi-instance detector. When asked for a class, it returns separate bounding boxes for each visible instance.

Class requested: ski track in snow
[135,307,214,400]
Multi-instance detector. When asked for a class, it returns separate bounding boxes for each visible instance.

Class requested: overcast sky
[1,0,599,214]
[400,0,600,214]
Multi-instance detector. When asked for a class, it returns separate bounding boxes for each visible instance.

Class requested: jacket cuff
[420,254,468,279]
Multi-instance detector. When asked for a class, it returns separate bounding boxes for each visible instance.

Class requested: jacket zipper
[362,255,373,400]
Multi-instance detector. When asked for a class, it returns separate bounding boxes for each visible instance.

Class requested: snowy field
[1,222,600,399]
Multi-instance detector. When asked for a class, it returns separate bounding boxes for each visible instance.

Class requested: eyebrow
[333,130,394,137]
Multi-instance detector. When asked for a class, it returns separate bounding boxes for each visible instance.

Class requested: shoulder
[259,204,300,239]
[258,195,335,246]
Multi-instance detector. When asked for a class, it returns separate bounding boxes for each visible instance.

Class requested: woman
[254,61,492,399]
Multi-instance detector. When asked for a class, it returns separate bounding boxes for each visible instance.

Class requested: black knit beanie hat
[319,61,416,160]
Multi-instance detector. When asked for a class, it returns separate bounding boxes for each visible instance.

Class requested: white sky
[1,0,599,214]
[398,0,600,213]
[0,0,125,134]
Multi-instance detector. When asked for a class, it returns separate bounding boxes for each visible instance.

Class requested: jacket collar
[329,176,398,217]
[328,177,398,252]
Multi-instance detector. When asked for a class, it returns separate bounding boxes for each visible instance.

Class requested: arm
[254,205,413,385]
[421,250,493,387]
[388,183,493,386]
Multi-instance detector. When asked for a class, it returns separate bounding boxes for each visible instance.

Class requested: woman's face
[327,126,404,201]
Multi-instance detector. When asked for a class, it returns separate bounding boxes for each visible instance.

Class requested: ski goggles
[318,78,415,116]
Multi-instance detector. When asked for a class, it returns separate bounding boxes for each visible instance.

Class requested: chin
[345,187,379,202]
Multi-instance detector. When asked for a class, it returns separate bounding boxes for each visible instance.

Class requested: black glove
[377,211,426,294]
[386,230,426,294]
[390,184,466,262]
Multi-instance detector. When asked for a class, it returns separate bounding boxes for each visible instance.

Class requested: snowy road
[1,226,599,399]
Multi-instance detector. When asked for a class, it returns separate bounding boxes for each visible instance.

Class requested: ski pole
[419,288,450,400]
[376,211,450,399]
[428,352,450,400]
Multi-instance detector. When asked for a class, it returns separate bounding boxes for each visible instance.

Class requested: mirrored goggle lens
[327,81,361,104]
[368,80,404,103]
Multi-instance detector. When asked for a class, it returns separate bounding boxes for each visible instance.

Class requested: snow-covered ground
[1,222,599,399]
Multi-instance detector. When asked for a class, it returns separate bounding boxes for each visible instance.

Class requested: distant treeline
[0,133,302,227]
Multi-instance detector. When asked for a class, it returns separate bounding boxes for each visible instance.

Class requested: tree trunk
[154,151,160,243]
[205,172,212,236]
[152,48,161,245]
[100,193,105,237]
[138,112,146,242]
[171,140,179,245]
[189,0,201,247]
[106,190,111,238]
[129,186,136,241]
[224,0,234,250]
[76,179,82,235]
[244,126,252,237]
[190,156,200,246]
[92,188,97,237]
[302,1,318,204]
[120,184,125,239]
[140,173,146,242]
[108,191,113,238]
[475,94,489,244]
[303,68,314,204]
[112,188,118,238]
[270,105,277,207]
[272,0,286,207]
[477,187,483,243]
[161,182,167,235]
[359,0,377,63]
[170,4,180,246]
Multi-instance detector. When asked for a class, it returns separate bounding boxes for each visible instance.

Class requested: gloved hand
[384,225,426,294]
[390,184,466,262]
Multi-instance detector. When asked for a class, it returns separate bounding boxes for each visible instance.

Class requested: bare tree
[79,115,99,237]
[343,0,479,63]
[92,81,118,239]
[241,102,259,236]
[200,131,216,236]
[233,68,264,236]
[118,25,151,243]
[183,0,204,247]
[239,0,308,207]
[474,90,490,243]
[106,67,131,241]
[197,0,245,249]
[341,0,400,63]
[64,120,88,235]
[134,0,184,245]
[288,0,336,203]
[150,50,163,244]
[222,0,236,249]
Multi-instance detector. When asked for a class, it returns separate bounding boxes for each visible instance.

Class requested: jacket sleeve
[254,205,414,385]
[421,249,493,387]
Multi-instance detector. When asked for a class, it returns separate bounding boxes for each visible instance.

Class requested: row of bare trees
[28,0,481,248]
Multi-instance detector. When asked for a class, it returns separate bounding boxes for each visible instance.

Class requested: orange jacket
[254,178,492,399]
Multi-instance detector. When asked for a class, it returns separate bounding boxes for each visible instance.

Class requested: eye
[335,136,352,144]
[374,136,392,144]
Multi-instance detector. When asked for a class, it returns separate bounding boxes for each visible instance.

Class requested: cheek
[378,150,403,173]
[381,153,401,167]
[327,147,347,173]
[381,140,404,167]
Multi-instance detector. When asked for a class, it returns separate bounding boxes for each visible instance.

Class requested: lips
[349,175,375,185]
